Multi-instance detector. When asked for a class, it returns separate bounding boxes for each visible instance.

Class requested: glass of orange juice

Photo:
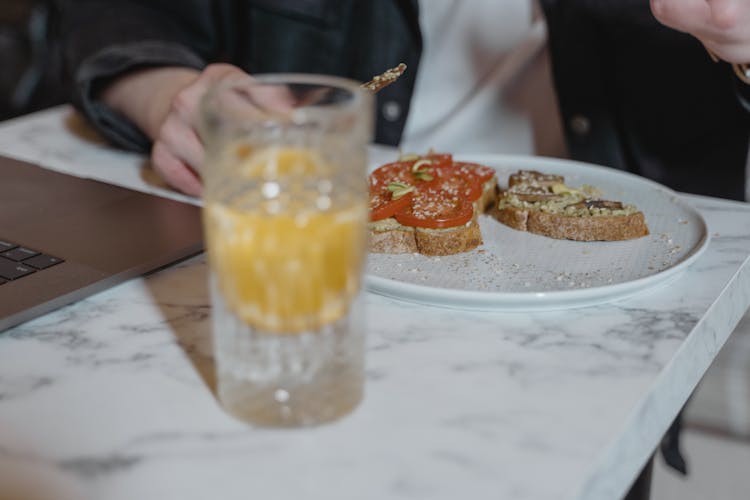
[199,75,373,426]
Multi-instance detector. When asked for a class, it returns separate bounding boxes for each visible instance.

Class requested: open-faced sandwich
[495,170,649,241]
[368,153,497,255]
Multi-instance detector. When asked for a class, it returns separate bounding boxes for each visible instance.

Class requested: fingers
[246,84,297,112]
[651,0,712,34]
[150,89,205,196]
[707,0,742,30]
[651,0,750,61]
[199,63,294,111]
[151,141,203,197]
[150,64,252,196]
[703,0,750,60]
[158,113,204,166]
[148,63,302,196]
[206,75,296,117]
[650,0,732,40]
[171,63,253,120]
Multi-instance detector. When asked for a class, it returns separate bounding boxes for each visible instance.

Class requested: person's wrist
[101,66,200,139]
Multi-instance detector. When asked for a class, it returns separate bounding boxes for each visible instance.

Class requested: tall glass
[199,75,373,427]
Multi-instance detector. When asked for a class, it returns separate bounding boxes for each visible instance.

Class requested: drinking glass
[199,74,374,426]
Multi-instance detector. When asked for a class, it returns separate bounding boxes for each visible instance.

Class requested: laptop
[0,154,204,332]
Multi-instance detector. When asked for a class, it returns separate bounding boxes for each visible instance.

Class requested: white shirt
[400,0,548,155]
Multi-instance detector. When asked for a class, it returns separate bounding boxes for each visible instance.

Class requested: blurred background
[653,313,750,500]
[0,0,68,121]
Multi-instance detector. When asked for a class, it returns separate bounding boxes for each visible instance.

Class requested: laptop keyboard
[0,239,64,285]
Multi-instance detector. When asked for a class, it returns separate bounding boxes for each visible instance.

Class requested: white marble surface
[0,106,749,500]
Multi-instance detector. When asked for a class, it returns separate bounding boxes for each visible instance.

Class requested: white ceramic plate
[364,154,710,311]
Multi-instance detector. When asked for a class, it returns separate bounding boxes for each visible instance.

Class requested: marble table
[0,106,748,500]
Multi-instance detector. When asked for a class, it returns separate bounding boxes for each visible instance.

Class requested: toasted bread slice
[476,175,499,213]
[414,216,483,256]
[496,205,649,241]
[369,216,482,256]
[495,171,649,241]
[369,219,417,253]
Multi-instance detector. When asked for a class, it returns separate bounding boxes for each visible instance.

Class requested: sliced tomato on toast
[368,154,496,228]
[429,167,483,202]
[370,160,438,190]
[369,161,410,189]
[394,188,473,229]
[452,162,496,184]
[369,186,414,222]
[422,152,453,168]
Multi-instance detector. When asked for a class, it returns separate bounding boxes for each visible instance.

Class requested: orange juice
[204,201,367,333]
[204,146,367,333]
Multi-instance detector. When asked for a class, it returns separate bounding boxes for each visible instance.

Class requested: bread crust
[368,219,482,255]
[494,206,528,231]
[477,176,498,213]
[415,221,482,256]
[369,226,417,253]
[496,206,649,241]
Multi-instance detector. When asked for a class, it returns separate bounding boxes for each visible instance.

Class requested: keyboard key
[0,258,36,280]
[2,247,39,261]
[23,253,64,270]
[0,240,17,252]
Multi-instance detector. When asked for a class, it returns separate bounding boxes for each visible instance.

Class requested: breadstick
[361,63,407,92]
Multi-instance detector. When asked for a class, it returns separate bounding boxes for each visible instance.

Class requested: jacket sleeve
[55,1,219,152]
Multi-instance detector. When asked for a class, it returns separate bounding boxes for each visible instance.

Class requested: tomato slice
[370,161,410,188]
[394,188,474,229]
[427,166,482,202]
[423,152,453,168]
[368,154,493,227]
[369,159,441,191]
[453,162,496,184]
[369,187,414,222]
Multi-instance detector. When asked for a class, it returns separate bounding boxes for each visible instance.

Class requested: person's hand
[651,0,750,63]
[103,63,254,196]
[150,64,257,196]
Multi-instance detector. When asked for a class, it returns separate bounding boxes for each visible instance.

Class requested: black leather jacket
[57,0,421,149]
[541,0,749,200]
[58,0,749,200]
